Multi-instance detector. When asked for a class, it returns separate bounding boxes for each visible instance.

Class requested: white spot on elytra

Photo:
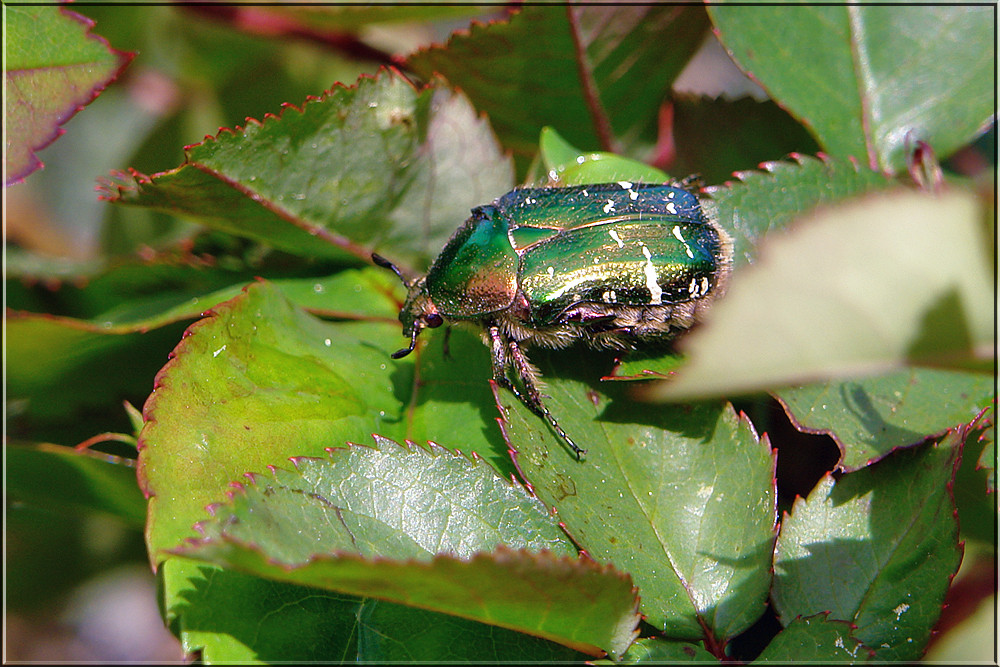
[213,344,227,358]
[546,266,555,277]
[617,180,633,189]
[641,244,662,304]
[689,277,699,296]
[893,603,910,620]
[609,229,624,248]
[701,276,709,294]
[603,199,615,214]
[672,225,694,257]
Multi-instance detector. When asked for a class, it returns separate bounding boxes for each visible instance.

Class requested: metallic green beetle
[373,181,733,458]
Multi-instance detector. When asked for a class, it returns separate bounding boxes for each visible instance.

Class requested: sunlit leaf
[650,190,993,400]
[497,366,776,642]
[101,70,513,268]
[710,4,994,173]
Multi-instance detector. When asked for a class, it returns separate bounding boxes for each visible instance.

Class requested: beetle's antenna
[372,253,408,285]
[391,328,419,359]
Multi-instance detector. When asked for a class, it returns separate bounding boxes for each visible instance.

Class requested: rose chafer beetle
[373,181,732,459]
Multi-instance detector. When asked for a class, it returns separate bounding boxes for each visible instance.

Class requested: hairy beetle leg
[489,326,586,460]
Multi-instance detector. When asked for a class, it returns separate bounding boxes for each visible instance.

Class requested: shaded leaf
[953,413,996,544]
[976,424,995,493]
[357,588,584,662]
[101,69,513,267]
[5,312,188,426]
[650,190,993,401]
[168,558,580,663]
[752,614,872,664]
[710,5,994,173]
[776,368,993,471]
[496,362,776,642]
[407,5,709,172]
[163,559,365,663]
[175,542,638,659]
[6,442,145,527]
[772,430,965,661]
[668,95,821,186]
[5,6,132,185]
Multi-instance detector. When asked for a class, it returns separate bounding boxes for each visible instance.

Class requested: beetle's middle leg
[488,325,585,458]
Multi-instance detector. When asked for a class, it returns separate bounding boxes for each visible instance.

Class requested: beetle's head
[372,253,444,359]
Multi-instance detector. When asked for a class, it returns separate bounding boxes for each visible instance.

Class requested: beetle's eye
[425,313,444,328]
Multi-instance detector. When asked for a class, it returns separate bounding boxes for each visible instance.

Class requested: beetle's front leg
[488,325,530,409]
[488,325,585,459]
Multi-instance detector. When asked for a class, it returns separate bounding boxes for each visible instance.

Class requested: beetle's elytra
[373,181,733,459]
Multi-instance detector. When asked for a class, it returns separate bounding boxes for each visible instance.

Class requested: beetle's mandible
[372,181,733,459]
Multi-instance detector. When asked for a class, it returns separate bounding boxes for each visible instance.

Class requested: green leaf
[6,443,145,527]
[5,269,398,426]
[184,437,574,562]
[537,127,672,185]
[976,422,995,493]
[710,5,994,173]
[953,414,996,544]
[160,442,589,662]
[615,636,717,663]
[776,368,993,471]
[772,430,965,661]
[163,559,364,663]
[140,280,407,558]
[101,69,513,267]
[176,546,638,658]
[164,557,611,663]
[5,6,132,184]
[407,5,709,172]
[649,189,993,401]
[167,555,589,663]
[752,614,872,663]
[5,312,188,426]
[356,589,584,662]
[497,362,776,642]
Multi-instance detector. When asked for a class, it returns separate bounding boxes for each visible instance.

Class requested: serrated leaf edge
[7,7,135,185]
